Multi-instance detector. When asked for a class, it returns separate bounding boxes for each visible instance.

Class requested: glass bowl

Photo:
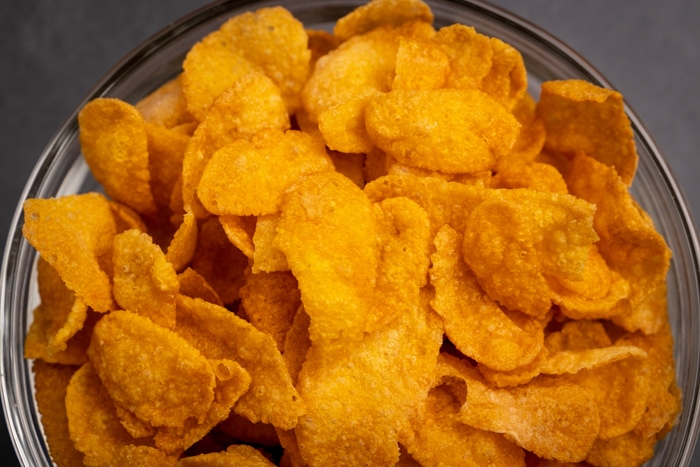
[2,0,699,465]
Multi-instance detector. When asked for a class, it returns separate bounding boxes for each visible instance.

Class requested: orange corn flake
[22,1,680,465]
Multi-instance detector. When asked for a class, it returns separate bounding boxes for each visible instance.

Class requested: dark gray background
[0,1,697,465]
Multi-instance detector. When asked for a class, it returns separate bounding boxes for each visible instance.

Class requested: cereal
[23,193,116,313]
[365,88,521,173]
[78,99,157,216]
[112,229,179,328]
[23,0,679,465]
[538,79,638,186]
[430,225,544,371]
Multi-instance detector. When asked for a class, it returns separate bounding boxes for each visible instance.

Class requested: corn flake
[33,361,84,467]
[431,226,544,371]
[276,171,379,342]
[78,98,157,216]
[198,130,333,216]
[566,153,671,315]
[174,295,305,430]
[88,310,220,430]
[333,0,434,42]
[23,193,116,312]
[463,189,598,317]
[537,79,638,185]
[365,88,521,173]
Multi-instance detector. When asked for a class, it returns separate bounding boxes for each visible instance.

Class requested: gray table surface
[0,1,698,465]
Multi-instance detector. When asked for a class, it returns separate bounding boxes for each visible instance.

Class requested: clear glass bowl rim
[1,0,699,466]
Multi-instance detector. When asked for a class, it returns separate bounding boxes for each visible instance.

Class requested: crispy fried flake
[176,444,275,466]
[463,189,598,318]
[136,75,194,129]
[276,171,379,342]
[566,153,671,315]
[219,215,256,260]
[146,122,190,210]
[25,257,90,359]
[392,36,450,91]
[78,98,157,215]
[88,310,217,428]
[405,380,525,466]
[33,361,84,466]
[364,173,487,236]
[198,130,333,216]
[174,295,305,430]
[177,267,223,306]
[239,271,301,352]
[111,445,179,467]
[548,246,631,320]
[537,79,638,185]
[433,24,492,90]
[431,226,544,371]
[334,0,433,42]
[113,229,179,328]
[365,89,520,173]
[439,355,600,463]
[303,22,434,153]
[295,290,443,466]
[23,193,116,312]
[165,210,198,272]
[182,71,290,217]
[479,37,527,110]
[252,213,289,274]
[66,362,149,466]
[218,6,310,113]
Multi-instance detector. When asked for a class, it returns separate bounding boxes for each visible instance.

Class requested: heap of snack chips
[22,0,681,465]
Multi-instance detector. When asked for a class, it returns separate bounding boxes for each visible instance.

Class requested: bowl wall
[2,1,698,465]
